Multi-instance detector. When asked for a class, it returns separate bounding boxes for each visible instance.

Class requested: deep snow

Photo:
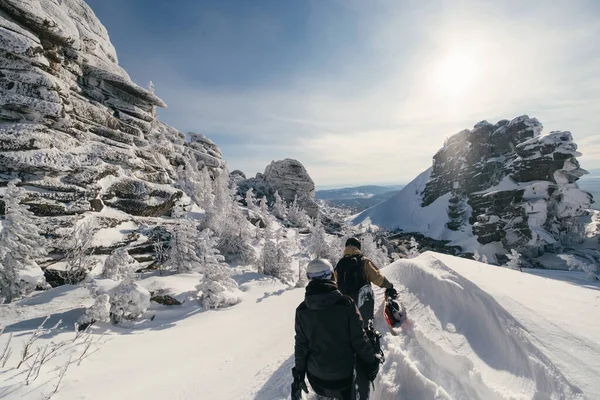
[1,254,599,399]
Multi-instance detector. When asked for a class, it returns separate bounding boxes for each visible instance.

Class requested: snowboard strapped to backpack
[335,254,368,304]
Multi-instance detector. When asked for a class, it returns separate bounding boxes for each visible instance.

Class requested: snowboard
[383,293,408,335]
[357,284,375,327]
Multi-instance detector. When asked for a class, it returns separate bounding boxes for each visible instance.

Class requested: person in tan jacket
[334,237,397,313]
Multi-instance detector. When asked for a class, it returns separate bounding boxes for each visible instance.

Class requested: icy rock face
[238,159,319,217]
[0,0,224,218]
[423,115,592,255]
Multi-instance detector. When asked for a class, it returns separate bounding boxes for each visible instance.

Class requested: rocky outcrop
[355,116,593,261]
[237,158,319,217]
[0,0,224,220]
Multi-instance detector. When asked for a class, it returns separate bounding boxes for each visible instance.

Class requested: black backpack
[335,255,368,303]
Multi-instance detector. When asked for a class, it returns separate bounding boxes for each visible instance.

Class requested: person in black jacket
[292,258,381,400]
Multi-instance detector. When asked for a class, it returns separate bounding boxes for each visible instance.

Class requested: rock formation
[354,116,593,261]
[0,0,223,221]
[237,158,319,217]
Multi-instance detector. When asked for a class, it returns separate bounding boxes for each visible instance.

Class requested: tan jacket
[334,246,392,289]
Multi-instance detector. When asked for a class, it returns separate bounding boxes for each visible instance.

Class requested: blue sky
[86,0,600,188]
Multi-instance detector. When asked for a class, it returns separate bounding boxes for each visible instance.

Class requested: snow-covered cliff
[0,0,223,220]
[354,116,594,262]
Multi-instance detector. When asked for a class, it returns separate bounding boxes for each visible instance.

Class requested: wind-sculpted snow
[355,116,594,262]
[374,253,598,399]
[0,0,224,225]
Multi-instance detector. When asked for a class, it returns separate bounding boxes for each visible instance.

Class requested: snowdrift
[376,253,599,399]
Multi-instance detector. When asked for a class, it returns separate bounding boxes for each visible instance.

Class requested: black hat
[345,237,361,250]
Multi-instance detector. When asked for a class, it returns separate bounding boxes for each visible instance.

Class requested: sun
[434,53,477,96]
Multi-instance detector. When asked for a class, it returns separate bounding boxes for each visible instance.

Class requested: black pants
[307,372,353,400]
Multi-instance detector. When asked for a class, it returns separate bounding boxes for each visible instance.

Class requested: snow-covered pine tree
[110,282,151,323]
[272,191,288,220]
[196,229,241,308]
[103,248,139,282]
[205,171,254,263]
[166,220,203,273]
[78,293,110,329]
[296,259,309,288]
[473,250,481,262]
[177,156,205,206]
[361,233,389,268]
[257,226,294,283]
[481,254,489,264]
[406,237,420,258]
[64,216,99,284]
[287,195,310,228]
[199,167,215,211]
[259,196,269,216]
[245,188,259,213]
[0,180,47,303]
[305,217,338,266]
[506,249,522,271]
[557,253,598,281]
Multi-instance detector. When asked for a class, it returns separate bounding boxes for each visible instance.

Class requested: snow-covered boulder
[238,159,319,217]
[0,0,224,221]
[354,116,593,262]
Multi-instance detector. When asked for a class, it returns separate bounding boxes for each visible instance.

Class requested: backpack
[335,254,368,303]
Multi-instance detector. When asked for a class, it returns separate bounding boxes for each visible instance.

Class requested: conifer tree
[0,180,47,303]
[103,248,139,282]
[272,191,288,220]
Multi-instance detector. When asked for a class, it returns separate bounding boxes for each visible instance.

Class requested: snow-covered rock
[0,0,224,221]
[354,116,593,262]
[238,159,319,217]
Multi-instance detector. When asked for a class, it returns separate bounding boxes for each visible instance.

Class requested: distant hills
[316,185,404,212]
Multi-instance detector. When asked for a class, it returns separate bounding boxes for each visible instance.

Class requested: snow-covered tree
[257,226,294,284]
[204,171,254,263]
[259,196,269,216]
[296,259,309,288]
[199,167,215,210]
[272,191,288,220]
[305,218,337,265]
[147,80,155,93]
[558,254,598,281]
[177,156,206,206]
[0,180,47,303]
[406,237,420,258]
[481,254,489,264]
[361,233,389,268]
[78,293,110,329]
[103,248,139,282]
[196,229,241,308]
[473,250,481,262]
[166,220,203,273]
[245,188,259,213]
[64,216,99,284]
[506,249,522,271]
[287,195,310,228]
[110,281,151,323]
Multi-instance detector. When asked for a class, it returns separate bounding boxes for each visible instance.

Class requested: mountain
[316,185,403,200]
[324,189,402,213]
[354,116,595,263]
[0,0,222,250]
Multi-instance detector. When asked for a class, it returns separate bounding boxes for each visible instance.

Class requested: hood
[304,280,343,311]
[343,246,361,256]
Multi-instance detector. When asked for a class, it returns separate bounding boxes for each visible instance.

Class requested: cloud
[147,0,600,186]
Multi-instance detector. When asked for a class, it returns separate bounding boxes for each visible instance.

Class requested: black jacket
[294,280,377,381]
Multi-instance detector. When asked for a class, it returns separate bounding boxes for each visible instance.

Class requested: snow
[2,253,599,399]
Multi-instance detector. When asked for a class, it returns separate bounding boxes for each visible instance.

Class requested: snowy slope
[2,254,599,399]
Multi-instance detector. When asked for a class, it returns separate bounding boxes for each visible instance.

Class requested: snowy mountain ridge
[354,116,596,266]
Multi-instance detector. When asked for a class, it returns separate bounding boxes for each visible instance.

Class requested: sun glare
[434,53,477,96]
